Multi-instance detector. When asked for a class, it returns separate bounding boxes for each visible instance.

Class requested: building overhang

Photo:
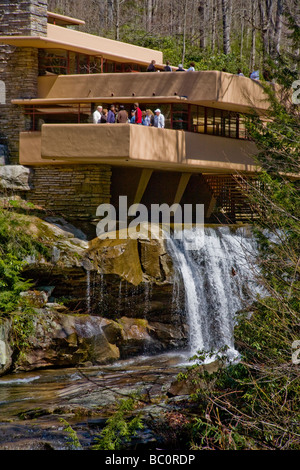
[0,23,164,68]
[47,11,86,26]
[19,124,259,174]
[12,95,188,106]
[11,70,271,114]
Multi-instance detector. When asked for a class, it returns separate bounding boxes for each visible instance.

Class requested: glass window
[172,103,189,131]
[38,49,68,75]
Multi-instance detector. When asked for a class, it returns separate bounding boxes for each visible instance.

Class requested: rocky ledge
[0,209,187,376]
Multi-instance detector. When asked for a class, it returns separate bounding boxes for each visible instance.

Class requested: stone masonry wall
[0,47,39,163]
[0,1,48,37]
[27,165,112,220]
[0,1,48,164]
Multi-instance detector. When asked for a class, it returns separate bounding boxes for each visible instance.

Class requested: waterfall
[167,226,260,362]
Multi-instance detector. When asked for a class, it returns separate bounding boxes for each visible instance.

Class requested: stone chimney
[0,0,48,164]
[0,0,48,37]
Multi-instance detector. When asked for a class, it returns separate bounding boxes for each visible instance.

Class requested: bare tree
[222,0,232,54]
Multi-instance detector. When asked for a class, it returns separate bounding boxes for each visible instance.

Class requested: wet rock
[88,237,144,286]
[14,311,120,371]
[101,319,123,344]
[167,361,221,397]
[148,321,187,350]
[116,317,161,357]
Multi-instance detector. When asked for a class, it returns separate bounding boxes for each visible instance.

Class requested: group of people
[146,59,196,73]
[93,103,165,128]
[237,68,260,80]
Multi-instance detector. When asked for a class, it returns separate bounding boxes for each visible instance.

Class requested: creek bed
[0,352,188,450]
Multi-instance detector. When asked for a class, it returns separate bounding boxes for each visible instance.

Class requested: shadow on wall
[0,144,8,165]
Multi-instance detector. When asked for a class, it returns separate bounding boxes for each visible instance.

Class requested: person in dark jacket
[117,105,128,123]
[107,104,116,123]
[164,60,172,72]
[147,60,156,72]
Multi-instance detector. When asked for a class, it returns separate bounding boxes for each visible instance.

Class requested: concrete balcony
[19,124,258,174]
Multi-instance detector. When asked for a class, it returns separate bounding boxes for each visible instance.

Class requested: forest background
[48,0,299,76]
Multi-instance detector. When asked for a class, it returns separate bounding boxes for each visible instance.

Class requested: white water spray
[167,226,261,362]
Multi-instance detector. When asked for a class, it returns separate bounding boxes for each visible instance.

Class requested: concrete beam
[205,193,217,218]
[133,169,153,204]
[173,173,192,205]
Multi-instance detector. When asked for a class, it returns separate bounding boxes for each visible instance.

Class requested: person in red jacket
[134,103,142,125]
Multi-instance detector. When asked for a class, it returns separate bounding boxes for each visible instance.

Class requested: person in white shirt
[153,109,165,128]
[93,106,103,123]
[187,62,196,71]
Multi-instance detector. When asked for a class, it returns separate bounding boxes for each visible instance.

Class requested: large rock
[88,223,173,285]
[88,237,144,286]
[0,165,33,191]
[116,316,162,357]
[167,361,222,397]
[14,311,120,371]
[0,319,13,375]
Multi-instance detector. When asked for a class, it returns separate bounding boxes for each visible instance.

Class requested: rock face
[0,165,33,191]
[0,319,13,375]
[0,213,188,375]
[14,311,121,371]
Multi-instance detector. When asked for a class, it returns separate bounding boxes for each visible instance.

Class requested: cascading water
[167,226,261,362]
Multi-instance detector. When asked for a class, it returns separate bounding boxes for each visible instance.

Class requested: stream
[0,226,261,450]
[0,352,189,450]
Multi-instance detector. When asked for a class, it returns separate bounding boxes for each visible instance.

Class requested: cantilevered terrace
[14,70,269,173]
[0,10,270,174]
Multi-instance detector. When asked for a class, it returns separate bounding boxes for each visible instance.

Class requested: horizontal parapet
[11,71,271,115]
[20,124,258,173]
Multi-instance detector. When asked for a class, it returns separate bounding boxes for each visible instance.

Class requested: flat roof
[0,23,164,67]
[47,11,86,26]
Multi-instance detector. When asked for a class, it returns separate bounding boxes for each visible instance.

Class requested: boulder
[20,290,48,308]
[0,319,13,375]
[0,165,33,191]
[88,237,144,286]
[168,361,222,397]
[148,321,187,350]
[14,311,120,371]
[116,316,161,357]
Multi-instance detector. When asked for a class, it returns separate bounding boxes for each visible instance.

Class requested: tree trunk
[181,0,188,64]
[259,0,274,60]
[272,0,283,56]
[250,0,257,70]
[222,0,232,55]
[211,0,217,52]
[115,0,120,40]
[146,0,153,32]
[107,0,114,28]
[198,0,206,50]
